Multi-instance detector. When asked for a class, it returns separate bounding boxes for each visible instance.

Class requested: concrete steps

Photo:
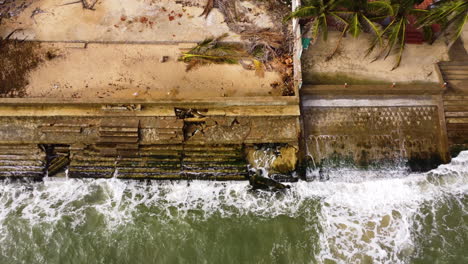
[182,145,248,180]
[116,144,183,179]
[0,145,46,178]
[68,144,248,180]
[97,118,140,157]
[439,63,468,91]
[69,146,118,178]
[448,38,468,61]
[440,40,468,153]
[443,95,468,152]
[439,39,468,92]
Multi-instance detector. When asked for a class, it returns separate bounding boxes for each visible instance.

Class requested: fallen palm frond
[200,0,215,18]
[197,0,293,92]
[241,29,285,66]
[418,0,468,44]
[60,0,98,10]
[253,59,265,77]
[180,34,270,77]
[179,34,249,71]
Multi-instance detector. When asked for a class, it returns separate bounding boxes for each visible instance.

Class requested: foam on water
[0,152,467,263]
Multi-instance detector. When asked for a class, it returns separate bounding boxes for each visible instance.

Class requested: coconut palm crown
[418,0,468,43]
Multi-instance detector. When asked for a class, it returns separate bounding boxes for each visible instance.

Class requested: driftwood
[199,0,214,18]
[60,0,98,10]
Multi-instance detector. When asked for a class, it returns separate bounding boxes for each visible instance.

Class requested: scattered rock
[247,170,290,191]
[160,56,169,63]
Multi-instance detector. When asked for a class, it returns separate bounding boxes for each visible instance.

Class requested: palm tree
[418,0,468,44]
[332,0,393,56]
[285,0,392,58]
[336,0,392,37]
[285,0,346,43]
[367,0,427,70]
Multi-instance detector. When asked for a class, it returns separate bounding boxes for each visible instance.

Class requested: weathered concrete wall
[301,86,449,171]
[303,106,444,171]
[0,98,301,180]
[0,116,300,145]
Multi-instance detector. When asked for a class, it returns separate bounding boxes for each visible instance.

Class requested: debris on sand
[60,0,98,10]
[0,0,33,22]
[0,40,44,97]
[199,0,214,18]
[198,0,295,95]
[179,33,248,71]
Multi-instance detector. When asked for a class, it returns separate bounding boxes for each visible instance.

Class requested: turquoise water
[0,152,467,264]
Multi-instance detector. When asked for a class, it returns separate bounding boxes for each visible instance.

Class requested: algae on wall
[302,106,445,172]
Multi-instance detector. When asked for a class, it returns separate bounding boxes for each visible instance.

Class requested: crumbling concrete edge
[292,0,303,94]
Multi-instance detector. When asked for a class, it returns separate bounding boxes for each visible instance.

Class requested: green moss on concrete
[303,72,438,85]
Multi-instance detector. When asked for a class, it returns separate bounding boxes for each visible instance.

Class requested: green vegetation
[367,0,428,70]
[286,0,392,60]
[418,0,468,43]
[179,34,247,71]
[287,0,467,69]
[303,72,439,85]
[179,34,268,77]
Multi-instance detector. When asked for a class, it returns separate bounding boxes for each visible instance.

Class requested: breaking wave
[0,152,467,263]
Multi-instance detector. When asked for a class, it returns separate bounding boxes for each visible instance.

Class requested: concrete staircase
[439,39,468,154]
[117,145,183,179]
[439,39,468,92]
[182,145,248,180]
[0,145,46,178]
[68,145,118,178]
[68,144,248,180]
[97,118,140,157]
[439,62,468,90]
[443,95,468,153]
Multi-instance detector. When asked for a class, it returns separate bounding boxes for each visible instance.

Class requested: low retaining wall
[0,97,301,180]
[300,85,450,171]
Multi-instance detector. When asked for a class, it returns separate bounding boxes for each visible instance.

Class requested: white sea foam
[0,151,466,263]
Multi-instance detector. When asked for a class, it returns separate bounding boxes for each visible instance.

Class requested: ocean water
[0,152,467,264]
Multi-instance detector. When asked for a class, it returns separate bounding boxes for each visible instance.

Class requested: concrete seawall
[300,85,450,172]
[1,0,467,180]
[0,97,301,180]
[299,78,468,173]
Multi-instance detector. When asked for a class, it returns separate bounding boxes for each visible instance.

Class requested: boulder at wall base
[245,145,298,174]
[271,146,298,174]
[244,147,273,169]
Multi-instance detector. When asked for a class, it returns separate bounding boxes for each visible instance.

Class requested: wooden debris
[200,0,214,18]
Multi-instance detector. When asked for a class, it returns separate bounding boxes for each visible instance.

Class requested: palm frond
[362,15,383,45]
[392,21,406,70]
[419,0,467,27]
[348,13,361,38]
[284,6,318,21]
[384,19,404,59]
[367,1,394,17]
[451,11,468,42]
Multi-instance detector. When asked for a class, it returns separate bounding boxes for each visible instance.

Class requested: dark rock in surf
[246,170,290,191]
